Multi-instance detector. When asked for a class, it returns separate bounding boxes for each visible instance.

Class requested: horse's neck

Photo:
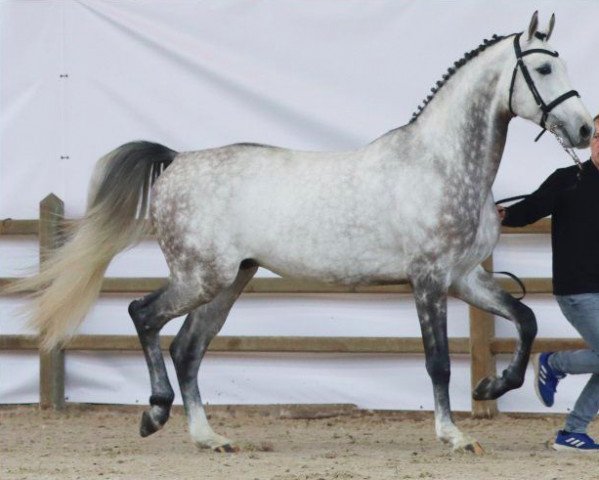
[417,39,514,194]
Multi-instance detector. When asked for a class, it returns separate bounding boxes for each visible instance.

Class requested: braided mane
[409,33,511,123]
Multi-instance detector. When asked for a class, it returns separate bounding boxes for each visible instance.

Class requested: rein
[491,193,530,300]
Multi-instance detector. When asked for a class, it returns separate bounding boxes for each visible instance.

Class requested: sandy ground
[2,404,599,480]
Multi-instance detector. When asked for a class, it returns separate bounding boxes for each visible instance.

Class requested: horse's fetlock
[502,369,524,388]
[149,393,175,409]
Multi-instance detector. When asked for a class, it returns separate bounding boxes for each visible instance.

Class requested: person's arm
[501,170,564,227]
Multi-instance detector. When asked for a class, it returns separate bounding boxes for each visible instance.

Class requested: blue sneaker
[553,431,599,452]
[532,352,565,407]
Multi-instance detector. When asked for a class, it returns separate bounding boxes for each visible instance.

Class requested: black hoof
[473,369,525,400]
[140,411,159,437]
[214,444,239,453]
[139,408,169,437]
[472,376,503,401]
[464,442,485,455]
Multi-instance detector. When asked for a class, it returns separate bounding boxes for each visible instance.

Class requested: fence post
[469,256,498,418]
[38,194,65,410]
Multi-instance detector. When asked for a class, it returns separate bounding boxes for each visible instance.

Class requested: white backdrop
[1,1,598,413]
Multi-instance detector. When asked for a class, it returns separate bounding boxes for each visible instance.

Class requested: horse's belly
[258,251,409,285]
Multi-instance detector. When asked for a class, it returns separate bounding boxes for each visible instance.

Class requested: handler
[498,114,599,452]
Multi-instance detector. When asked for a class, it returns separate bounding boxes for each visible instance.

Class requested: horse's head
[508,11,593,148]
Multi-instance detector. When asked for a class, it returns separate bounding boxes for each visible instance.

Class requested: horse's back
[150,143,412,281]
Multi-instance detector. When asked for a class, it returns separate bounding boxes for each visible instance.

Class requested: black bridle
[508,32,580,136]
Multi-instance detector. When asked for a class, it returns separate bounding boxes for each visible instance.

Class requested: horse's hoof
[464,442,485,455]
[213,444,239,453]
[139,410,162,437]
[472,376,500,401]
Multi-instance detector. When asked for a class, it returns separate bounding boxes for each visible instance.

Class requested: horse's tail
[4,141,177,351]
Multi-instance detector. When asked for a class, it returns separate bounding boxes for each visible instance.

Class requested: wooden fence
[0,194,587,416]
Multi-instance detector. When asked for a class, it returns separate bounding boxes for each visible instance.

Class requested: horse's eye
[536,64,552,75]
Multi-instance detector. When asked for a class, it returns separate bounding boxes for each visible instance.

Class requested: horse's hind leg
[129,287,175,437]
[129,271,230,437]
[452,265,537,400]
[169,263,258,452]
[411,272,483,453]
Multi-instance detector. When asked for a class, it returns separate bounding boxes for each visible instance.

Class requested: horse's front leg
[412,273,484,454]
[129,288,175,437]
[452,265,537,400]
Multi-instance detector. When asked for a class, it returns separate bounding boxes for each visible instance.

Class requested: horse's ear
[527,10,539,41]
[546,13,556,41]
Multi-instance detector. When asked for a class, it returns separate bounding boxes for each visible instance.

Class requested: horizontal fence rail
[0,195,563,416]
[0,334,586,354]
[0,276,553,294]
[0,217,555,236]
[0,335,471,354]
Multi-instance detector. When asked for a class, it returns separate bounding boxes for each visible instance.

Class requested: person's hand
[497,205,506,221]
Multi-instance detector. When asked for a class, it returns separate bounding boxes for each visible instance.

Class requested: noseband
[508,32,580,131]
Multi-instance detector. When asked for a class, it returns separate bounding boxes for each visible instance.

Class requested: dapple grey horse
[7,12,593,453]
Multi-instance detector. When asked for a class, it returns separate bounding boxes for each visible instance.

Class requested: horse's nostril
[580,124,592,139]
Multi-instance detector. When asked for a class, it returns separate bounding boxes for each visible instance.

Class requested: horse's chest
[417,201,498,268]
[454,206,500,267]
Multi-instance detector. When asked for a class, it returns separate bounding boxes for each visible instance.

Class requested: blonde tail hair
[3,141,176,350]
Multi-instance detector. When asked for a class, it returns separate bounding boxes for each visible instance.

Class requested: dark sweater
[502,160,599,295]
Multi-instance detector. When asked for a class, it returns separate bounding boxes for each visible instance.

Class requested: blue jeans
[549,293,599,433]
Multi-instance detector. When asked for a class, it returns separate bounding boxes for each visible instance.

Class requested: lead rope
[548,124,584,172]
